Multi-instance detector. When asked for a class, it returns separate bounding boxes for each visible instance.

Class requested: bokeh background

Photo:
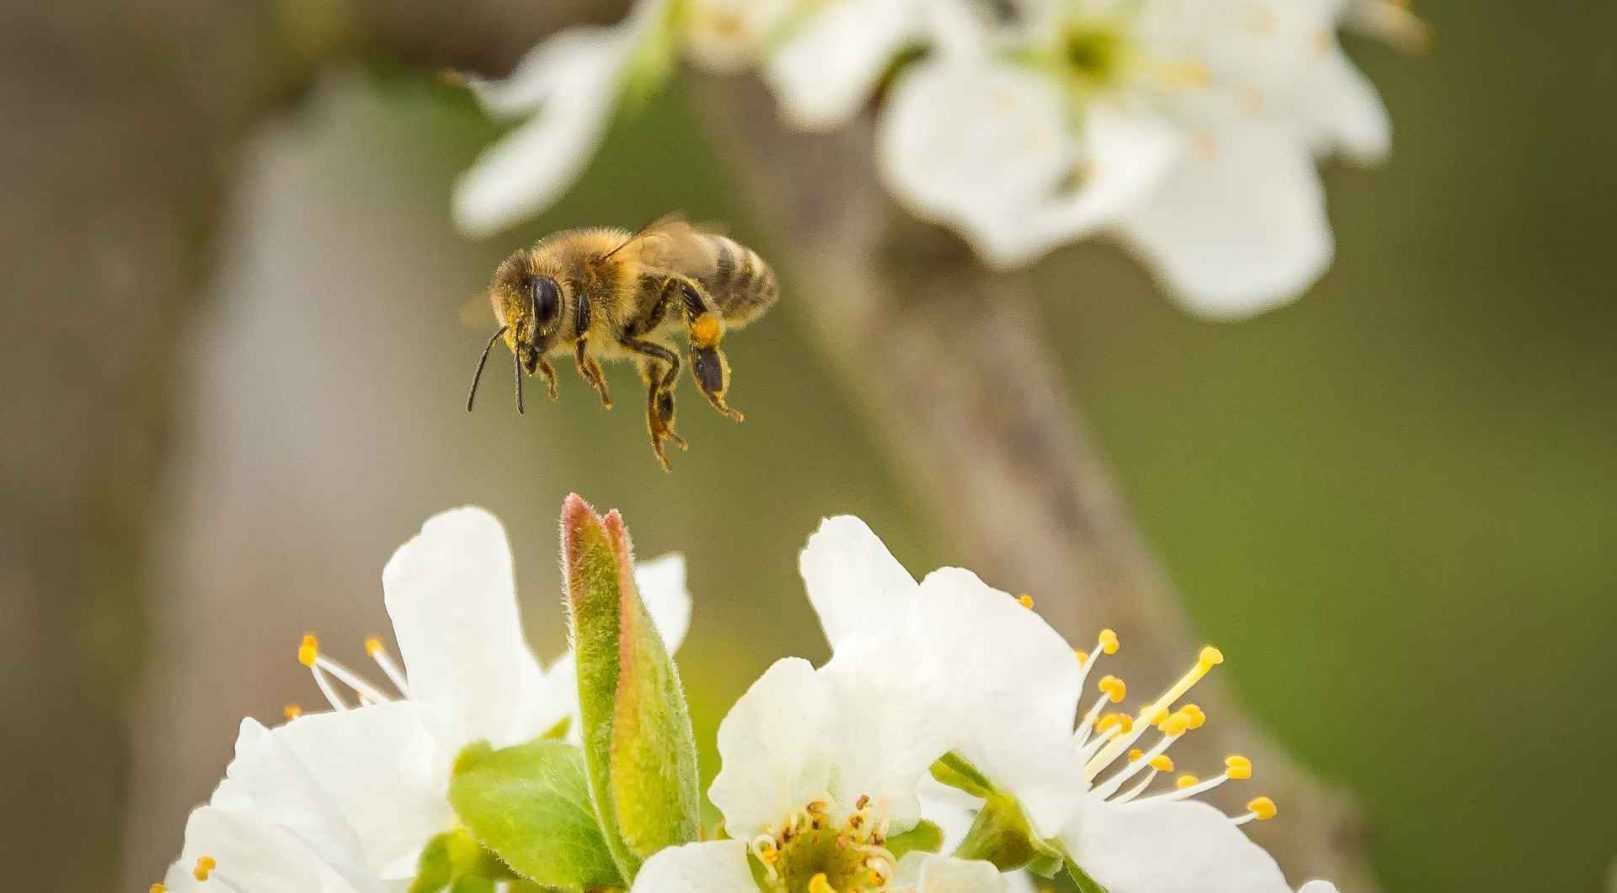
[3,2,1614,891]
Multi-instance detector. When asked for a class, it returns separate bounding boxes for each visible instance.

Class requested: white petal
[707,657,836,836]
[973,104,1185,268]
[215,719,371,885]
[382,507,544,749]
[630,840,758,893]
[452,30,628,236]
[877,59,1076,266]
[272,703,453,879]
[1298,882,1342,893]
[913,854,1008,893]
[1114,121,1333,319]
[766,0,923,129]
[1293,49,1391,164]
[1063,799,1293,893]
[635,552,692,652]
[911,568,1086,836]
[163,805,371,893]
[798,516,917,652]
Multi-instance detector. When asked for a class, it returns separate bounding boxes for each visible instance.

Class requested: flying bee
[466,214,778,469]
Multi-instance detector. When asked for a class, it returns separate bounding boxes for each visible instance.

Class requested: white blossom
[794,515,1340,893]
[159,507,691,889]
[877,0,1396,318]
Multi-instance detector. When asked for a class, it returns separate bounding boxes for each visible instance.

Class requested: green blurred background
[3,1,1613,891]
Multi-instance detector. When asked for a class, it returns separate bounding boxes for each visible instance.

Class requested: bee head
[468,250,568,414]
[491,251,566,366]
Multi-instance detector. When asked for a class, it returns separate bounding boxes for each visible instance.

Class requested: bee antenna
[466,325,508,412]
[513,335,525,415]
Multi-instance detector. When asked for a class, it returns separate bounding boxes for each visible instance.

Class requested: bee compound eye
[529,276,561,326]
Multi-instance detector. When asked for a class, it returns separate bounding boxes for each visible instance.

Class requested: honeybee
[466,214,778,469]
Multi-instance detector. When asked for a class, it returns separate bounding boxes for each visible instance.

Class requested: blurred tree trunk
[691,76,1376,891]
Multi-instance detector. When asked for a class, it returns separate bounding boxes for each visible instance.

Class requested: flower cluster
[156,499,1341,893]
[454,0,1422,318]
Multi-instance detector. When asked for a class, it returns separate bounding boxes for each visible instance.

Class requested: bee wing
[606,212,723,278]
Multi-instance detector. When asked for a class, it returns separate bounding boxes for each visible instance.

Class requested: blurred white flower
[794,516,1339,893]
[683,0,801,73]
[159,506,691,889]
[878,0,1397,318]
[453,0,673,237]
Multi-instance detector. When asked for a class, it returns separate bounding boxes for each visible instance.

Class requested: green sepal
[448,738,625,891]
[1066,861,1112,893]
[885,819,944,861]
[932,753,1065,877]
[408,828,514,893]
[563,494,702,881]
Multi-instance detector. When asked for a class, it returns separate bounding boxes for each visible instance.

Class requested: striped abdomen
[700,235,777,326]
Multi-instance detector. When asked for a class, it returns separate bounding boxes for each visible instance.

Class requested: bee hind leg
[627,341,686,470]
[675,280,745,422]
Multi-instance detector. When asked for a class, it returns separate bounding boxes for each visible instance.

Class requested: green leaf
[563,494,702,880]
[885,819,944,861]
[448,738,625,891]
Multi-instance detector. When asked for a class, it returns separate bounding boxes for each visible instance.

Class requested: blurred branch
[690,75,1377,891]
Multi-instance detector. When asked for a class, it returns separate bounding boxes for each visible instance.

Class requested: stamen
[1112,767,1159,803]
[1233,796,1278,826]
[1077,628,1119,691]
[150,885,167,893]
[193,857,216,881]
[365,636,411,695]
[1089,726,1183,800]
[299,635,348,711]
[1084,646,1222,780]
[1175,774,1201,789]
[808,873,837,893]
[282,704,302,721]
[1016,593,1036,609]
[1225,754,1252,780]
[298,633,395,708]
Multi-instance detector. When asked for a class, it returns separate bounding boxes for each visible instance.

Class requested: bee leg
[573,337,613,409]
[627,341,686,470]
[674,279,745,422]
[537,357,559,400]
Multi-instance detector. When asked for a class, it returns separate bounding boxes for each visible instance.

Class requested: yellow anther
[1075,649,1090,666]
[1096,713,1133,735]
[193,856,216,881]
[364,636,383,656]
[297,634,319,668]
[1159,712,1191,736]
[1247,796,1278,821]
[1097,628,1120,655]
[1150,754,1176,772]
[1198,645,1224,668]
[1098,675,1127,703]
[151,885,167,893]
[808,873,837,893]
[282,704,303,720]
[1016,593,1036,609]
[1176,774,1200,790]
[1128,748,1145,763]
[1225,755,1253,780]
[1180,705,1207,730]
